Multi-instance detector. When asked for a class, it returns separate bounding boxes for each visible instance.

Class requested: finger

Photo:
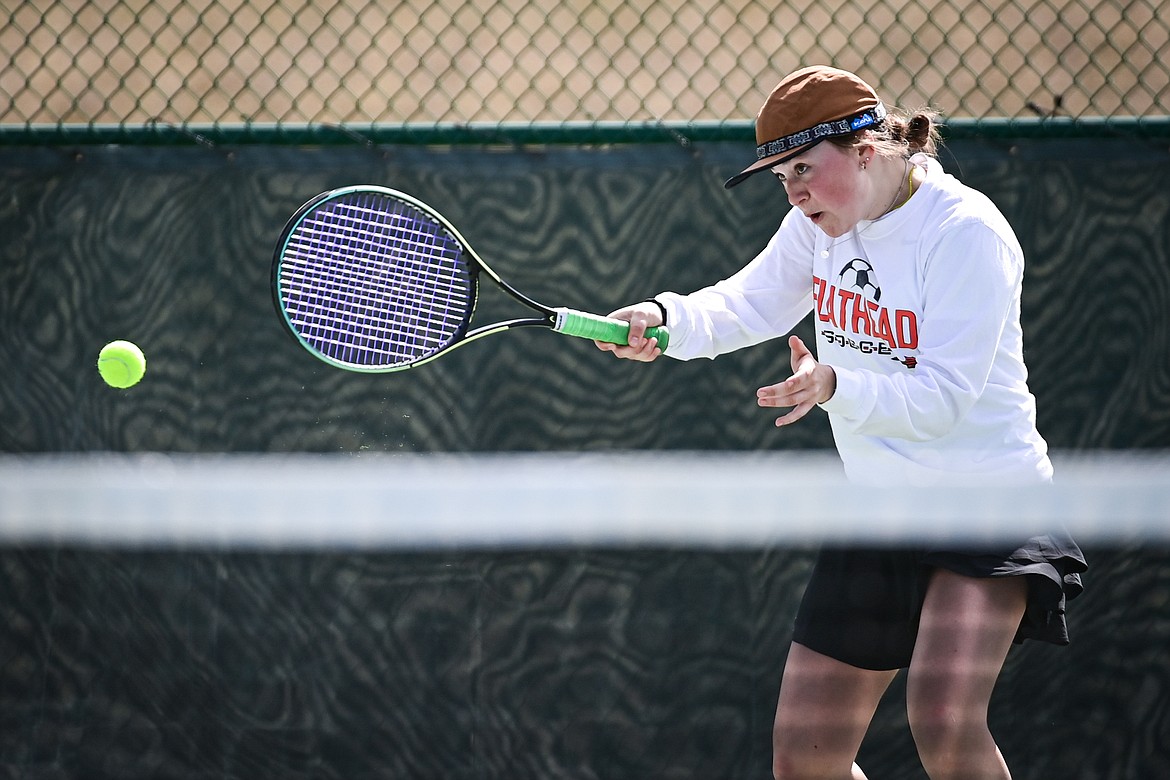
[774,402,814,427]
[597,336,661,362]
[788,334,817,374]
[595,339,638,357]
[757,377,801,406]
[633,336,662,362]
[625,318,650,349]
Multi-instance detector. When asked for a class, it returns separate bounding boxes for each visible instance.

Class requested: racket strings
[279,194,476,367]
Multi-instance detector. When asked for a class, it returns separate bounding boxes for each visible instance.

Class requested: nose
[783,179,807,207]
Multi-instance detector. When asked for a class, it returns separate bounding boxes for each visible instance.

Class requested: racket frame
[272,185,666,373]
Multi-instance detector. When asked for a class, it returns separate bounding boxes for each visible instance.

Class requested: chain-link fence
[2,0,1168,132]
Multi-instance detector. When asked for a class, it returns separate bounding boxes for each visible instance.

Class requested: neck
[869,158,912,220]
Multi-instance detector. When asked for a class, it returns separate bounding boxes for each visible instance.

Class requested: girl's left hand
[756,335,837,427]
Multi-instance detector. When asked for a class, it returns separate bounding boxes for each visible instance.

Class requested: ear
[856,141,876,170]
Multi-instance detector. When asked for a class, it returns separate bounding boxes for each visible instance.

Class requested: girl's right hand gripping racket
[272,185,669,372]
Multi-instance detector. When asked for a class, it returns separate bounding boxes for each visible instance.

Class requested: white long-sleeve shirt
[657,155,1052,486]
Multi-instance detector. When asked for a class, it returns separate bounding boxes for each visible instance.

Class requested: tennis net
[2,450,1167,780]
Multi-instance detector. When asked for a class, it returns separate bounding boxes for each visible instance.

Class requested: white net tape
[1,452,1166,549]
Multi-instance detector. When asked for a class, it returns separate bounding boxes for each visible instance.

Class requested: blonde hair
[829,107,941,159]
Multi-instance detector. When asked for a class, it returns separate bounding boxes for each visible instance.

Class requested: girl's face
[770,141,871,238]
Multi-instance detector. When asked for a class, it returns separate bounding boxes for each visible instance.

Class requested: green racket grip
[553,308,670,352]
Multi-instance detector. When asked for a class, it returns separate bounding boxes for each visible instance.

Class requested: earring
[861,157,869,170]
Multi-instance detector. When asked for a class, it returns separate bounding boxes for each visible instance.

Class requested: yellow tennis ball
[97,340,147,388]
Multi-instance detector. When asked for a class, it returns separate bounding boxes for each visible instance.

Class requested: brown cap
[724,66,886,189]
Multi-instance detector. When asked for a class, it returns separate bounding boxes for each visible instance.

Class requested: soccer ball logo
[836,258,881,302]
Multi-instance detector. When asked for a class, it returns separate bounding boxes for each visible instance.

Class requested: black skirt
[791,532,1087,671]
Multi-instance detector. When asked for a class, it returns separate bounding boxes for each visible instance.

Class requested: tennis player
[598,65,1087,779]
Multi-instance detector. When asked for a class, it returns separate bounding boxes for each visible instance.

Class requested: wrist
[820,365,837,404]
[642,298,668,327]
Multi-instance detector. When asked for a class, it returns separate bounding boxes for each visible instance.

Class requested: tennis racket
[272,185,669,372]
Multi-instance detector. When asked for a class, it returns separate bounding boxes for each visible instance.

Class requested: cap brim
[723,138,825,189]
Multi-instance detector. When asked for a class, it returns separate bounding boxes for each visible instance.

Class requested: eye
[775,164,809,184]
